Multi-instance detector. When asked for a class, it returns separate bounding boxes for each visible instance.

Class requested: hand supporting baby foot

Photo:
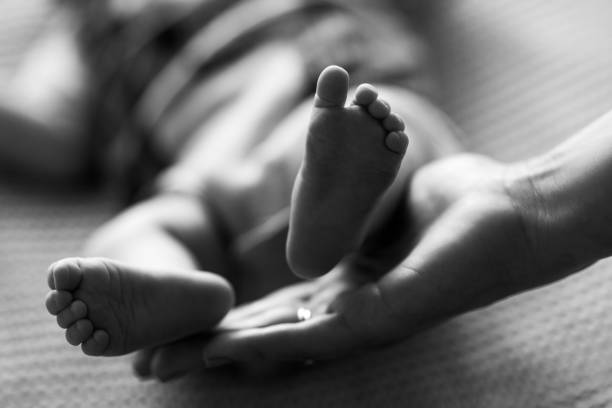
[45,257,233,356]
[287,65,408,279]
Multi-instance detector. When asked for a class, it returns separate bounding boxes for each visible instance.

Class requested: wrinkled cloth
[59,0,431,199]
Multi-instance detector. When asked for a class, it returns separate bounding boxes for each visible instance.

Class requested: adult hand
[198,155,549,365]
[146,153,554,379]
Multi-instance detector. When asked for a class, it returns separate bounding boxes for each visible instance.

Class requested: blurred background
[1,1,612,407]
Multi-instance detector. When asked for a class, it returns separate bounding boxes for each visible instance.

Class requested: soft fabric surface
[2,1,612,407]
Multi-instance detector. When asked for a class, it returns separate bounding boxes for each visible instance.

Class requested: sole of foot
[287,65,409,279]
[45,257,233,356]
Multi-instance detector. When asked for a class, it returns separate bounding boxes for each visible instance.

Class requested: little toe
[382,113,406,132]
[353,83,378,106]
[314,65,349,108]
[45,290,73,315]
[57,300,88,329]
[66,319,94,346]
[385,131,409,155]
[50,258,83,291]
[81,330,110,356]
[368,98,391,120]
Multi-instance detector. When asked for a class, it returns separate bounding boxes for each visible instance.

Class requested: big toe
[314,65,349,108]
[49,258,83,291]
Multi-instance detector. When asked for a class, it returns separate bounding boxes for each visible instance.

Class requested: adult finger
[147,301,321,379]
[221,305,303,331]
[202,283,399,366]
[132,348,156,378]
[219,282,316,331]
[218,269,359,331]
[203,315,353,366]
[149,334,212,381]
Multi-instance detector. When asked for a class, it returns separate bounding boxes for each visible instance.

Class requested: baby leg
[43,193,234,372]
[287,66,410,279]
[45,257,233,356]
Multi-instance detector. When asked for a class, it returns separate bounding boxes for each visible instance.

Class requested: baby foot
[287,65,409,279]
[45,258,233,356]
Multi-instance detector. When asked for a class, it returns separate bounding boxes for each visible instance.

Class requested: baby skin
[287,65,409,279]
[45,258,233,356]
[43,66,417,361]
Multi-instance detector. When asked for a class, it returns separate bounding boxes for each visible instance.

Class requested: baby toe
[47,265,56,289]
[66,319,94,346]
[82,330,110,356]
[314,65,349,108]
[385,131,409,155]
[45,290,73,315]
[368,98,391,120]
[382,113,406,132]
[57,300,88,329]
[353,83,378,106]
[50,258,83,291]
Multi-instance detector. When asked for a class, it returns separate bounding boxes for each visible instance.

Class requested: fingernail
[204,357,233,369]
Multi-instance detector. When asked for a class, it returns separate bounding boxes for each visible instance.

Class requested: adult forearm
[508,110,612,281]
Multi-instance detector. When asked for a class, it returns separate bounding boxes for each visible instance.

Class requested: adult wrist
[504,159,565,286]
[506,138,612,283]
